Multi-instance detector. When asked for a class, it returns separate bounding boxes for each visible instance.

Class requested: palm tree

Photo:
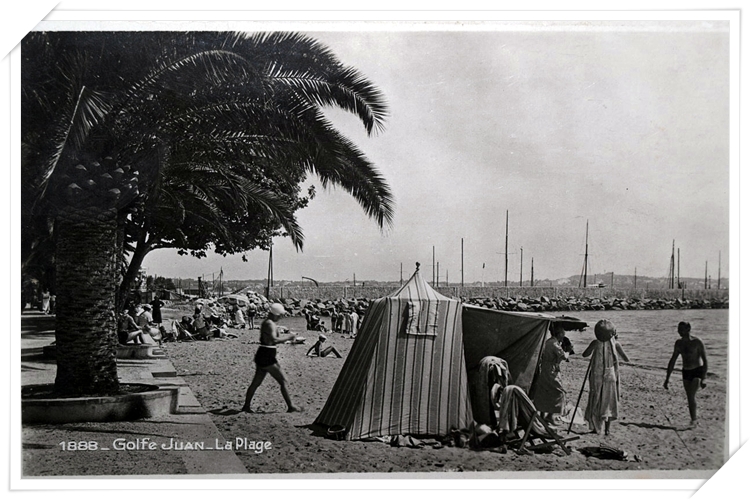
[22,31,393,397]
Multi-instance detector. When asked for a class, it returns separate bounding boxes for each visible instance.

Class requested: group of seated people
[170,304,240,341]
[117,304,162,345]
[118,300,257,345]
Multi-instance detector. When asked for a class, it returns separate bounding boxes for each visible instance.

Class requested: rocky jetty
[273,294,728,320]
[462,295,729,313]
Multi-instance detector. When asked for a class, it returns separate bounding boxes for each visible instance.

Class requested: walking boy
[664,321,708,428]
[241,303,302,413]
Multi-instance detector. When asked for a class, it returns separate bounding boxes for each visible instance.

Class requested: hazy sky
[143,21,730,284]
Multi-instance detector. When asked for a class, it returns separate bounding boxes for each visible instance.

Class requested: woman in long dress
[533,323,569,425]
[583,320,630,435]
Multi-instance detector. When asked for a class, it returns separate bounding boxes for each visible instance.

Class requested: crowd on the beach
[234,299,710,434]
[24,283,712,439]
[113,293,266,345]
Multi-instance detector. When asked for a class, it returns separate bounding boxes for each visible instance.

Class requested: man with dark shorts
[664,321,708,428]
[241,303,302,413]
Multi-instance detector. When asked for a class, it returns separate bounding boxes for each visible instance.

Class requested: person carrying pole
[582,320,630,435]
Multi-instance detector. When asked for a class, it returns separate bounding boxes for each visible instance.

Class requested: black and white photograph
[14,7,739,489]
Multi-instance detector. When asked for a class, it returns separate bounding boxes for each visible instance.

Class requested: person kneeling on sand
[306,333,342,358]
[664,321,708,428]
[241,303,302,413]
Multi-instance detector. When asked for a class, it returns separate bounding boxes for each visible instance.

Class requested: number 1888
[58,441,99,451]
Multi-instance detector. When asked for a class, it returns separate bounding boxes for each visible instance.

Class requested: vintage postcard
[12,6,741,494]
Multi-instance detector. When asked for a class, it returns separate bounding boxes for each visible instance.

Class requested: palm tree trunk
[54,205,120,396]
[117,230,152,313]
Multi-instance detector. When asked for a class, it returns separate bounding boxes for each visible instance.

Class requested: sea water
[562,309,729,380]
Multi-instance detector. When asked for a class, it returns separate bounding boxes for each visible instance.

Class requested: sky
[143,21,730,284]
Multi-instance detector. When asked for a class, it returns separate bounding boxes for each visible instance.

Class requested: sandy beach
[161,309,726,475]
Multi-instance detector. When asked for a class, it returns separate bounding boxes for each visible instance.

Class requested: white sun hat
[269,303,286,316]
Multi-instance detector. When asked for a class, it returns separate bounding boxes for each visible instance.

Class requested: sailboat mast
[670,240,675,289]
[504,210,509,287]
[520,247,523,287]
[461,238,464,288]
[432,246,436,287]
[677,248,681,289]
[718,251,721,289]
[531,258,534,287]
[705,261,708,289]
[583,220,589,288]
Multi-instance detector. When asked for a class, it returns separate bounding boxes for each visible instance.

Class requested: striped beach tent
[315,268,472,440]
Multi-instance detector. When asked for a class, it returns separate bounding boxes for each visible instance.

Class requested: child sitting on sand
[582,319,630,435]
[306,333,342,358]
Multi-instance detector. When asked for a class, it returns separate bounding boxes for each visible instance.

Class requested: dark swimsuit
[255,345,278,369]
[682,365,707,381]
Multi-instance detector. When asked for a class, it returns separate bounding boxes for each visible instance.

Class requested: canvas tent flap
[462,305,550,392]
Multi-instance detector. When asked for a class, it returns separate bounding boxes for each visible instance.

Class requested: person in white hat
[241,303,302,413]
[306,332,342,358]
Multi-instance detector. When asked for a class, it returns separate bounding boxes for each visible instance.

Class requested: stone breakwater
[273,293,728,322]
[461,294,729,313]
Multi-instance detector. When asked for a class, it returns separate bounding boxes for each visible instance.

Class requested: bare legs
[241,369,267,412]
[242,364,302,413]
[320,346,342,358]
[683,378,701,426]
[120,330,143,344]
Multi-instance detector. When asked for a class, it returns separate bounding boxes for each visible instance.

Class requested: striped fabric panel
[314,299,385,430]
[322,271,473,440]
[353,298,397,439]
[350,296,473,439]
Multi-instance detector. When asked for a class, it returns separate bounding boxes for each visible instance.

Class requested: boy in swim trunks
[664,321,708,428]
[241,303,302,413]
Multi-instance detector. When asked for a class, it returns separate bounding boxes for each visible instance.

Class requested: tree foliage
[23,31,394,290]
[21,30,393,395]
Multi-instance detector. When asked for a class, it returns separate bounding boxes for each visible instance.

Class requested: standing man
[664,321,708,428]
[150,296,165,325]
[241,303,302,413]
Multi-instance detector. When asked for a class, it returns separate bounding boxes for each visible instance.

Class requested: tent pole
[567,356,593,434]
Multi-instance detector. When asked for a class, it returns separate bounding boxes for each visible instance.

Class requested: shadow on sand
[619,421,677,431]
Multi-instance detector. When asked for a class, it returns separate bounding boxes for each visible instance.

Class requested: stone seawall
[251,285,728,303]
